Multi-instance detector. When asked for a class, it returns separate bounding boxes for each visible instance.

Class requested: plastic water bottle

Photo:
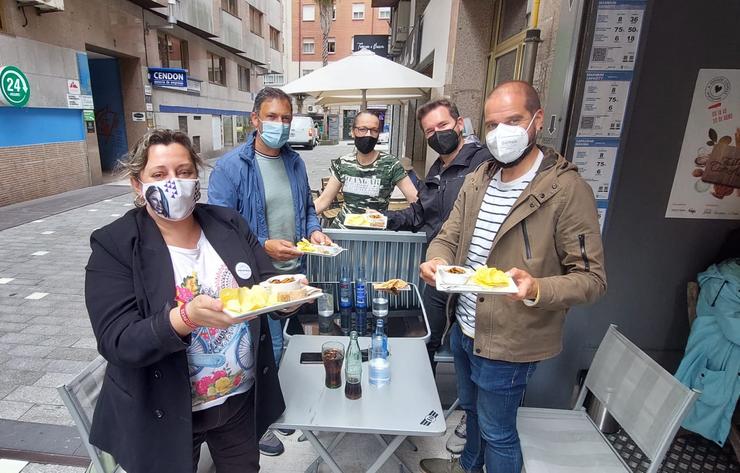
[339,266,352,335]
[369,320,390,387]
[354,266,367,335]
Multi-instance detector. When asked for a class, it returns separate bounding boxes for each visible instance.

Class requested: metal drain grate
[607,431,739,472]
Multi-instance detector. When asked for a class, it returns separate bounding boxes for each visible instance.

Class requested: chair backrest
[57,355,118,473]
[576,325,699,473]
[306,228,427,310]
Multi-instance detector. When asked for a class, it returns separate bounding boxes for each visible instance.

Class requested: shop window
[157,32,189,70]
[498,0,527,42]
[208,52,226,86]
[178,116,188,134]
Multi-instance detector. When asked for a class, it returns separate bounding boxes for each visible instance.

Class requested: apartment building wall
[0,0,282,206]
[389,0,563,173]
[285,0,391,138]
[291,0,390,72]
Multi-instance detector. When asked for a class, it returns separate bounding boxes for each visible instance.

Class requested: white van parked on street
[288,116,318,150]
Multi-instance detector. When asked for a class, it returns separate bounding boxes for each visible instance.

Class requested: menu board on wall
[588,0,646,71]
[665,69,739,220]
[574,0,647,231]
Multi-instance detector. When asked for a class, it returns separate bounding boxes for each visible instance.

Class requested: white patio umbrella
[281,48,439,109]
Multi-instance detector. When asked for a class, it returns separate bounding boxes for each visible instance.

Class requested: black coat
[385,142,492,242]
[84,204,285,473]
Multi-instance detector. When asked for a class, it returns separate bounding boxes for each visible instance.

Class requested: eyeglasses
[353,127,380,136]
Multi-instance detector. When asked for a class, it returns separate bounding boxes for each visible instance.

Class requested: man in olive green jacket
[419,81,606,473]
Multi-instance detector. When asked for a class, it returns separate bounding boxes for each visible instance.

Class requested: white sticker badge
[235,262,252,280]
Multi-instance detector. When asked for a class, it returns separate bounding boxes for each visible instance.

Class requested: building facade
[379,0,562,175]
[0,0,284,206]
[380,0,740,413]
[283,0,390,140]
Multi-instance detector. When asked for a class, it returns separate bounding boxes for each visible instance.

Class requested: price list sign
[572,138,620,201]
[573,0,646,231]
[577,72,631,138]
[588,1,645,71]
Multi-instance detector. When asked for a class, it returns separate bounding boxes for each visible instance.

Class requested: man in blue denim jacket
[208,87,331,455]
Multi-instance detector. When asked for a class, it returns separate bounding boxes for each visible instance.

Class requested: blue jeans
[450,323,537,473]
[267,317,284,367]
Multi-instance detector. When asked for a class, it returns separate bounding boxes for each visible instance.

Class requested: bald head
[483,80,544,135]
[488,81,541,115]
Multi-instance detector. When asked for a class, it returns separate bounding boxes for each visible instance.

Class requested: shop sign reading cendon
[666,69,739,220]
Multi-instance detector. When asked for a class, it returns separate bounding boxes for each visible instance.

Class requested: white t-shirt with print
[168,232,256,412]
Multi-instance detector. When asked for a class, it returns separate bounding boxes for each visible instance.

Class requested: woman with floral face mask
[314,111,419,228]
[84,129,291,473]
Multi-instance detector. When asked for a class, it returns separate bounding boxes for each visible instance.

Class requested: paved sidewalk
[0,142,458,471]
[0,194,133,427]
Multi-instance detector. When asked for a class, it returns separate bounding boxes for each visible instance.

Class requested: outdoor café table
[283,282,431,344]
[271,334,446,473]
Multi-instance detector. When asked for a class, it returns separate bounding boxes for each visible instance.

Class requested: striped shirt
[455,152,543,338]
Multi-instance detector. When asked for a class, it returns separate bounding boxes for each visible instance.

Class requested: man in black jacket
[386,99,492,362]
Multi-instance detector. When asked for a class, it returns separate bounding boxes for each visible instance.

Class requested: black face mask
[428,129,460,155]
[354,136,378,154]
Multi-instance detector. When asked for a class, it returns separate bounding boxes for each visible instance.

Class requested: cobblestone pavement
[0,142,363,427]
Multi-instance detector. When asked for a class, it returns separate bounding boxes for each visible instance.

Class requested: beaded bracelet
[179,303,198,329]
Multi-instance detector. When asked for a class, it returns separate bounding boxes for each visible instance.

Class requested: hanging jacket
[675,258,740,446]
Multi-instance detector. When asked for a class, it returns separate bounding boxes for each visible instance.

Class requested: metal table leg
[374,434,414,473]
[302,430,345,473]
[366,434,407,473]
[404,437,418,452]
[304,431,346,473]
[444,398,460,419]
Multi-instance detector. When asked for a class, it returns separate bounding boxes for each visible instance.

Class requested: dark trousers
[192,387,259,473]
[422,285,449,371]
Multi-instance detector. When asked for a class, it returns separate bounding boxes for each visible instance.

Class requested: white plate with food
[343,213,388,230]
[220,284,323,320]
[295,239,345,257]
[372,278,411,292]
[435,266,518,295]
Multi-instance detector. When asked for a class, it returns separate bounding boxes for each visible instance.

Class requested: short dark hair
[253,87,293,114]
[488,80,541,115]
[416,98,460,127]
[352,110,380,128]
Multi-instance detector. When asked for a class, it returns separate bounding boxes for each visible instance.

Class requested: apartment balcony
[262,73,285,87]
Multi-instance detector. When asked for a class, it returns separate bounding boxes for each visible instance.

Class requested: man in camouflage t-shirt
[329,150,407,228]
[313,111,418,228]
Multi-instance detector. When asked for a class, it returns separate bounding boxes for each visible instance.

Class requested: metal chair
[517,325,699,473]
[57,356,215,473]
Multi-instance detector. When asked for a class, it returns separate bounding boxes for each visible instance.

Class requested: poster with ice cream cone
[666,69,739,219]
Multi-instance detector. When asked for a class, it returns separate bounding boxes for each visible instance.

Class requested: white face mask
[485,115,537,164]
[140,178,200,221]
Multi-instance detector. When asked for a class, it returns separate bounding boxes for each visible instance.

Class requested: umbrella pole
[362,89,367,110]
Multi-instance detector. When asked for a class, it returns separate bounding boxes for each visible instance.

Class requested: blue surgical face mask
[259,119,291,149]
